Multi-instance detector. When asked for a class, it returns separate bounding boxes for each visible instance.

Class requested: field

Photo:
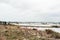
[0,25,60,40]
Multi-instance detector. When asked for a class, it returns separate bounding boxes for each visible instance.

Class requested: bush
[52,25,58,28]
[45,29,54,34]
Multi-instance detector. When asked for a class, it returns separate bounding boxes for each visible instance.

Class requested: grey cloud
[0,0,60,22]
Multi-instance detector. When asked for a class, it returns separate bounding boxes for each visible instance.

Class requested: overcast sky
[0,0,60,22]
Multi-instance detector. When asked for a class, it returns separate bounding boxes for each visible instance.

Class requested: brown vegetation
[0,25,60,40]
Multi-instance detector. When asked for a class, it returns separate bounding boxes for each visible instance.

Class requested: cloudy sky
[0,0,60,22]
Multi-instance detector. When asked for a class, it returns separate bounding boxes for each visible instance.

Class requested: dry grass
[0,25,60,40]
